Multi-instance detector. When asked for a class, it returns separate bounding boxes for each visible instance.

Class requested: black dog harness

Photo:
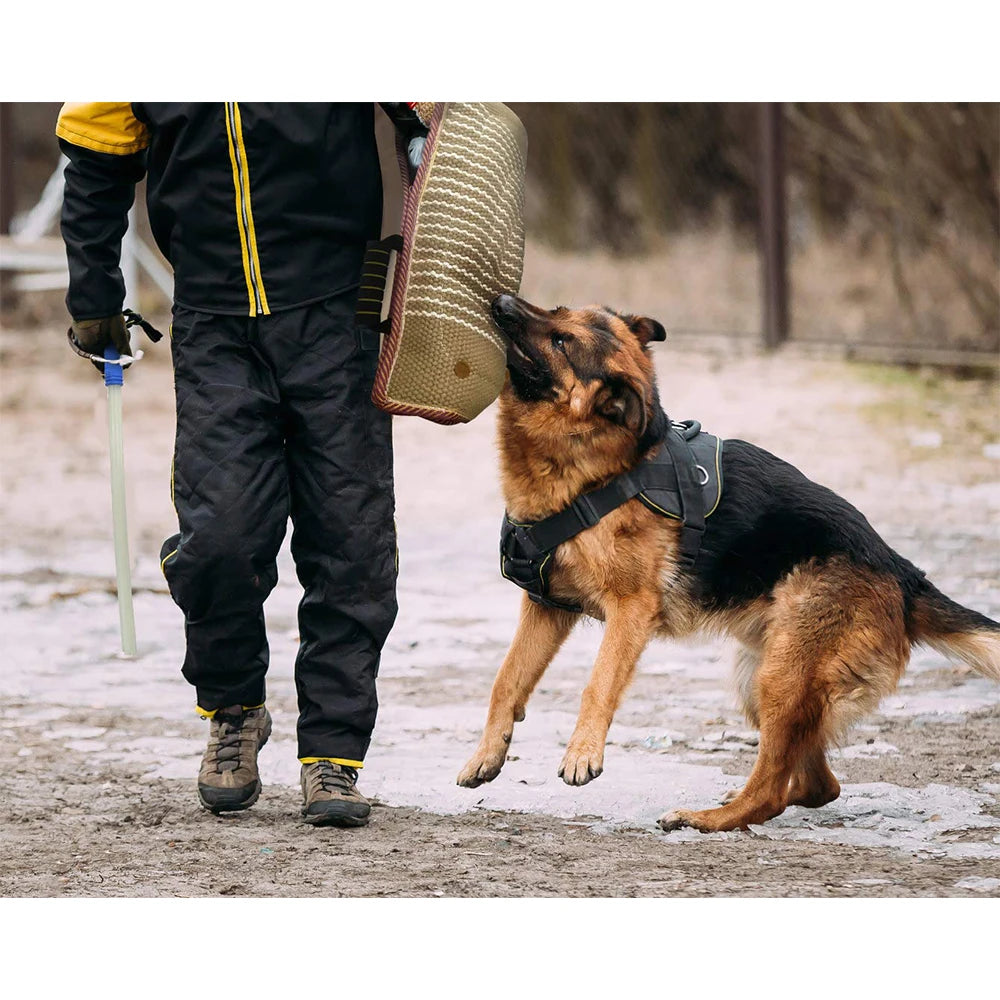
[500,420,723,613]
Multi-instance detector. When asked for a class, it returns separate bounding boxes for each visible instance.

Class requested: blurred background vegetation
[2,102,998,362]
[510,102,998,358]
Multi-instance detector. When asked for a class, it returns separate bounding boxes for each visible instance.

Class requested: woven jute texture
[373,103,527,425]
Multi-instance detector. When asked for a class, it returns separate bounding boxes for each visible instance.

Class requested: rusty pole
[758,102,788,350]
[0,103,15,309]
[0,103,14,236]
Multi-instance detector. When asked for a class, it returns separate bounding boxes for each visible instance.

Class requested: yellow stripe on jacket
[223,102,259,316]
[56,103,150,156]
[230,103,270,315]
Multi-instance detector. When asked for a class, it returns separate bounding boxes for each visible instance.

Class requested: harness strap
[501,420,716,614]
[516,422,707,558]
[660,426,706,568]
[516,471,641,556]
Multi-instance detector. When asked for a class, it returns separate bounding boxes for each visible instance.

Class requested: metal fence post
[122,206,139,302]
[0,103,13,236]
[758,103,788,350]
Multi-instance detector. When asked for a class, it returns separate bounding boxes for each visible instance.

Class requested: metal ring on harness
[694,464,710,486]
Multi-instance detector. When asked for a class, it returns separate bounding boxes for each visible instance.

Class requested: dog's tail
[909,581,1000,681]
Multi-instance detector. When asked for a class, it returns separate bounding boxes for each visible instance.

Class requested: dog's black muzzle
[490,293,526,333]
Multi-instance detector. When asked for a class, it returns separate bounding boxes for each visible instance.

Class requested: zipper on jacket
[224,102,270,316]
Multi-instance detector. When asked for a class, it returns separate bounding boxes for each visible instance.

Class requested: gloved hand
[380,102,433,182]
[68,314,132,373]
[406,134,426,178]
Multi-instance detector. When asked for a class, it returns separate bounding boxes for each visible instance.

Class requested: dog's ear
[595,376,649,438]
[621,314,667,347]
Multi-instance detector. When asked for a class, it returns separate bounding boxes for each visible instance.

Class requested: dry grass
[522,229,999,355]
[522,233,760,336]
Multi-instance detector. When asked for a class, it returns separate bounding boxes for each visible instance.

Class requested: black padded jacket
[57,102,384,319]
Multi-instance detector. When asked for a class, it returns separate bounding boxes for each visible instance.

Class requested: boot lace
[313,761,358,792]
[212,710,249,773]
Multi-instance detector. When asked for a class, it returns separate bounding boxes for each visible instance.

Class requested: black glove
[68,314,132,373]
[67,310,163,374]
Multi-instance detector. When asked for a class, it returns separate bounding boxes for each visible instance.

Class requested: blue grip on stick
[104,346,123,386]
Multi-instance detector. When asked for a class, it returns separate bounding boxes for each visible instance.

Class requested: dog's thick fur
[456,294,1000,832]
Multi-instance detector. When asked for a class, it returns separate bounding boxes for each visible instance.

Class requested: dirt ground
[1,306,998,897]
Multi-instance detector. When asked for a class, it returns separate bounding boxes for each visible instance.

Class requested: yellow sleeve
[56,102,150,156]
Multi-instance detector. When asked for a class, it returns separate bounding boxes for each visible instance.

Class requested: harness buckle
[511,523,543,559]
[569,494,601,532]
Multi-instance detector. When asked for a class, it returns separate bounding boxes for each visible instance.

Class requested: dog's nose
[491,294,521,326]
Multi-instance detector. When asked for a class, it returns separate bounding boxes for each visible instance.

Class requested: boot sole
[198,718,272,815]
[199,780,262,814]
[301,803,371,828]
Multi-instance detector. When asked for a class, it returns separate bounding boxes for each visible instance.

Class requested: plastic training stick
[105,345,138,657]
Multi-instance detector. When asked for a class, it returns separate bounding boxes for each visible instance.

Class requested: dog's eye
[551,333,569,352]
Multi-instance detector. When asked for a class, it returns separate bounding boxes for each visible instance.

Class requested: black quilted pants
[159,291,397,763]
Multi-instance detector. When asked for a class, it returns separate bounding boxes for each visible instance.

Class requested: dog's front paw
[558,744,604,786]
[457,746,508,788]
[656,809,695,832]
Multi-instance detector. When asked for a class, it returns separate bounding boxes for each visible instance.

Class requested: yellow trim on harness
[196,702,265,720]
[501,516,553,590]
[159,548,178,575]
[299,757,364,769]
[636,496,680,520]
[704,436,724,517]
[56,103,151,156]
[637,437,724,520]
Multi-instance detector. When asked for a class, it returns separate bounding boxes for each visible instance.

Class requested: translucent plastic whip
[104,345,137,658]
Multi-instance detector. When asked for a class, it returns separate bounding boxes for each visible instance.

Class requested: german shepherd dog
[456,293,1000,833]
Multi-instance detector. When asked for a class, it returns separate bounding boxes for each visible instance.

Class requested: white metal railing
[3,155,174,301]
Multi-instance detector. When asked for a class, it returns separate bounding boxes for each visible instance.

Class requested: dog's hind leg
[661,640,827,831]
[559,591,659,785]
[786,746,841,808]
[457,595,577,788]
[733,643,763,728]
[660,559,909,832]
[717,645,764,804]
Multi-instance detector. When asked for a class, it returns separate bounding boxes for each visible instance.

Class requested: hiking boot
[300,761,371,827]
[197,705,272,813]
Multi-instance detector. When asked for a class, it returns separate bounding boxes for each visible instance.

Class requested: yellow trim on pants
[196,702,265,720]
[300,757,364,769]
